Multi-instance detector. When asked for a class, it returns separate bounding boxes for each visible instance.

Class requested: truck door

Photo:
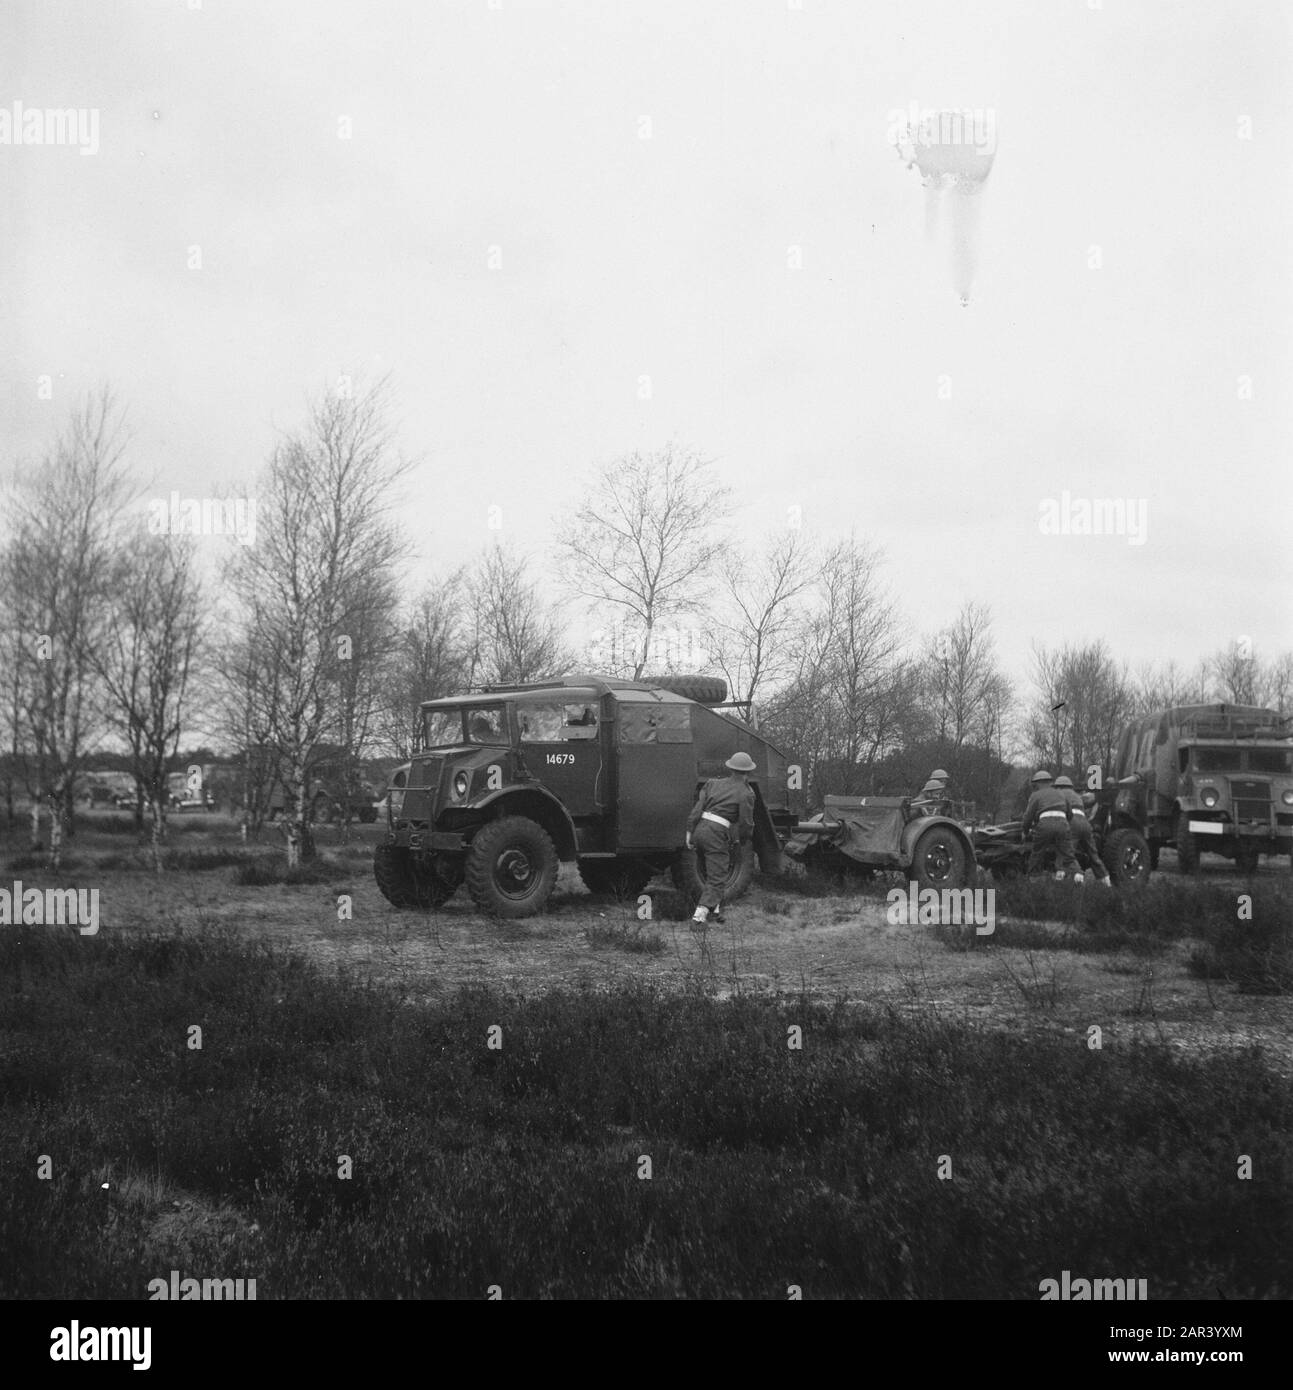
[516,698,605,816]
[615,701,695,849]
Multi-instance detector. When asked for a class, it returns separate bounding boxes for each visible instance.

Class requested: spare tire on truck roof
[649,675,727,705]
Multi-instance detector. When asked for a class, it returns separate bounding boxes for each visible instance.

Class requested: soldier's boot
[711,903,725,923]
[1053,870,1066,881]
[1074,872,1085,886]
[690,905,709,931]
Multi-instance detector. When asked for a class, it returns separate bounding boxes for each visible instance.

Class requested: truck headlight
[1283,790,1293,806]
[1201,787,1219,808]
[453,771,469,799]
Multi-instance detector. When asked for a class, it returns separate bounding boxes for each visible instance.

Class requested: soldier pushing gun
[1020,768,1082,884]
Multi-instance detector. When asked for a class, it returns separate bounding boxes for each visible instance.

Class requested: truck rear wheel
[670,841,757,904]
[465,815,559,918]
[910,825,971,891]
[374,842,457,909]
[1102,828,1151,887]
[579,857,655,900]
[1176,816,1200,874]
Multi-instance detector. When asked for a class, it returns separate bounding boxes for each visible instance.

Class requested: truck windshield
[422,710,465,748]
[1191,749,1236,773]
[1248,749,1293,774]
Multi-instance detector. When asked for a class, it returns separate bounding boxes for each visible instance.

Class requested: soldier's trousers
[692,820,733,909]
[1027,819,1078,876]
[1070,817,1109,879]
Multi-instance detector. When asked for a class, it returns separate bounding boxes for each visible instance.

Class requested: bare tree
[466,543,570,686]
[709,529,814,721]
[555,444,731,679]
[93,531,204,868]
[2,390,134,868]
[1131,657,1208,715]
[1206,639,1262,705]
[762,536,906,799]
[920,601,1004,752]
[1259,651,1293,718]
[375,572,472,758]
[225,380,410,867]
[1027,640,1135,781]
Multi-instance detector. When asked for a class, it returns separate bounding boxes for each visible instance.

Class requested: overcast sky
[3,0,1290,692]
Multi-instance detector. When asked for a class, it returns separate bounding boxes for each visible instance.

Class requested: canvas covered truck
[1109,704,1293,873]
[375,673,796,917]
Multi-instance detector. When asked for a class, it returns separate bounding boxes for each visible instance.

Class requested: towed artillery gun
[782,795,976,892]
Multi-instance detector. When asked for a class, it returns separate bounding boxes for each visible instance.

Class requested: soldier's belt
[1039,810,1068,820]
[702,811,732,827]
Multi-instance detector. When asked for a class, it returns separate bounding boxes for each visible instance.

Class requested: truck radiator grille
[1230,779,1271,828]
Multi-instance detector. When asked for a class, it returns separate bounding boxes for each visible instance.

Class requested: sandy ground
[57,818,1292,1079]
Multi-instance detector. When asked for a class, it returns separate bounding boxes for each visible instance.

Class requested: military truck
[374,674,795,917]
[1109,704,1293,873]
[264,747,380,824]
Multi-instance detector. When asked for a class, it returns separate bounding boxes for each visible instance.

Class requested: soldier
[1020,768,1081,882]
[685,751,757,928]
[1054,777,1110,885]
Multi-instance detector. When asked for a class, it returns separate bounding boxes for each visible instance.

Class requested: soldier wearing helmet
[685,751,757,928]
[912,767,952,817]
[1054,776,1110,885]
[1020,769,1081,882]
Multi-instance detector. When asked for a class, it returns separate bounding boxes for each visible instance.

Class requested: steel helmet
[929,769,950,781]
[1031,769,1053,783]
[1053,775,1074,789]
[725,751,757,772]
[920,781,943,794]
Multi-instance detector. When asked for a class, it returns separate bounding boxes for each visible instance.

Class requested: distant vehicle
[1108,704,1293,873]
[165,768,216,812]
[263,749,380,825]
[77,771,137,808]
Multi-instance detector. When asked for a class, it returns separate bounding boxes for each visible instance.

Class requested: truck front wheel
[465,816,559,918]
[374,842,457,909]
[1234,843,1261,874]
[1176,815,1200,874]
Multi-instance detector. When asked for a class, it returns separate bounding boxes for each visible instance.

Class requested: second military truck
[1109,703,1293,873]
